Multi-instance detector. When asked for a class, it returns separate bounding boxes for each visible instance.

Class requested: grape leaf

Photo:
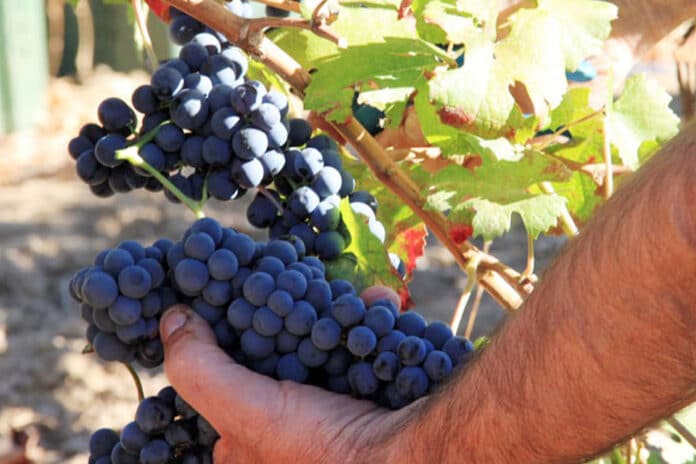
[426,0,615,136]
[388,224,428,280]
[547,87,598,136]
[269,1,416,66]
[324,199,410,298]
[537,0,617,71]
[409,149,572,239]
[304,38,446,121]
[410,0,497,44]
[606,73,680,169]
[458,194,567,240]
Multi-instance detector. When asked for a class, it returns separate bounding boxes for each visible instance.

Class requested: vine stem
[666,416,696,451]
[464,240,490,339]
[449,254,480,333]
[603,67,615,200]
[254,0,302,13]
[164,0,531,312]
[123,363,145,402]
[522,232,535,279]
[540,181,579,237]
[132,0,159,71]
[245,17,346,48]
[116,146,205,218]
[258,186,284,212]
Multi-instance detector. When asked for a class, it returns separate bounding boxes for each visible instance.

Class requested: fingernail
[161,309,188,342]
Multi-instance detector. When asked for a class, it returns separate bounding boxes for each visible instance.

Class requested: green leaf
[425,0,616,136]
[304,38,446,121]
[462,194,567,240]
[65,0,80,8]
[607,73,680,169]
[537,0,617,71]
[324,199,409,297]
[411,0,497,44]
[409,149,572,239]
[547,87,599,137]
[269,1,416,66]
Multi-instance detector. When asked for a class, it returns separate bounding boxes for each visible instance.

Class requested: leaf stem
[540,181,578,237]
[522,231,535,279]
[116,146,206,219]
[464,240,490,339]
[258,186,284,213]
[123,362,145,402]
[245,16,346,48]
[450,254,480,334]
[132,0,158,71]
[534,107,605,149]
[666,416,696,451]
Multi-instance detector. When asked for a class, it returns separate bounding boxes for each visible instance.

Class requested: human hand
[159,286,412,463]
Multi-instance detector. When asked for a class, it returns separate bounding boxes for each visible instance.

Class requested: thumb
[160,305,283,435]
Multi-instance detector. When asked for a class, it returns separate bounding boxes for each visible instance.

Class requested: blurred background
[0,1,694,462]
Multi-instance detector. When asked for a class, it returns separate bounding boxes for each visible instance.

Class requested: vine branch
[254,0,302,14]
[245,17,346,48]
[163,0,532,312]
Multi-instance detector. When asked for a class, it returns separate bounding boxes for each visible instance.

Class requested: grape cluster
[69,239,175,367]
[71,218,474,407]
[88,386,217,464]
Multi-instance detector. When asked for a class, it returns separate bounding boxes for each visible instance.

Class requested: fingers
[360,286,401,311]
[160,305,283,435]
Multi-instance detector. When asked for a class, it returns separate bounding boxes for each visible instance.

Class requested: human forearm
[379,122,696,463]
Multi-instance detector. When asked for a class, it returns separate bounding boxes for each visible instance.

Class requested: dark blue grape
[207,169,240,200]
[68,135,93,160]
[277,353,309,382]
[423,321,453,350]
[169,14,204,45]
[151,66,184,101]
[137,258,165,288]
[213,318,236,348]
[230,158,264,188]
[253,306,284,336]
[223,233,255,266]
[267,122,289,148]
[109,296,142,325]
[82,271,119,309]
[240,328,275,359]
[184,72,213,95]
[116,317,147,344]
[140,439,171,464]
[164,420,196,447]
[98,97,135,132]
[397,335,427,366]
[220,46,248,76]
[232,127,268,160]
[192,32,221,54]
[254,256,285,278]
[242,271,275,306]
[93,332,135,362]
[247,193,279,228]
[103,248,134,276]
[288,186,320,218]
[396,312,427,337]
[347,325,377,357]
[312,166,342,198]
[315,231,346,260]
[274,270,306,300]
[288,118,313,146]
[201,280,233,307]
[267,289,294,317]
[210,107,242,140]
[170,89,209,129]
[349,190,378,212]
[201,135,231,166]
[111,442,139,464]
[207,248,238,280]
[284,300,317,336]
[94,134,127,168]
[136,397,174,434]
[297,337,328,367]
[311,317,341,350]
[89,428,120,458]
[118,265,152,299]
[76,152,109,185]
[423,350,453,381]
[395,366,429,399]
[93,307,118,332]
[120,421,148,454]
[348,361,379,396]
[184,232,216,261]
[230,84,263,114]
[175,259,210,294]
[262,89,288,116]
[179,41,208,71]
[132,85,160,114]
[442,336,474,366]
[332,294,365,328]
[373,350,400,381]
[251,103,281,131]
[227,298,255,330]
[137,143,166,174]
[363,305,395,337]
[154,123,186,152]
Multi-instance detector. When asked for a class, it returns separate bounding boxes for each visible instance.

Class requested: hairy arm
[373,124,696,463]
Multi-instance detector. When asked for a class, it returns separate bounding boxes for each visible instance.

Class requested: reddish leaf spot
[145,0,170,22]
[438,106,475,128]
[398,285,414,311]
[401,227,427,277]
[398,0,414,19]
[449,224,473,245]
